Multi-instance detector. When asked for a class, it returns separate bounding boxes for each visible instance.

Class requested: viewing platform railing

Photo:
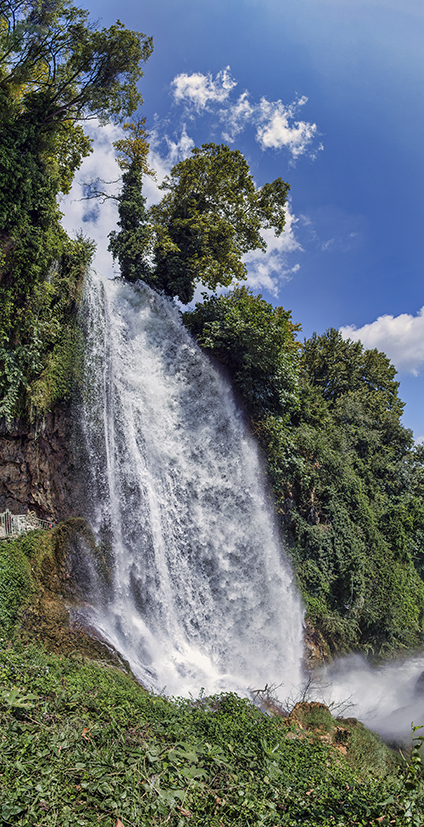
[0,509,54,539]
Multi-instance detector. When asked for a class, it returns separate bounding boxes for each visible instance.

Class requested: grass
[0,642,423,826]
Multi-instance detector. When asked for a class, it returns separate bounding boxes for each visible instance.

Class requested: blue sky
[62,0,424,438]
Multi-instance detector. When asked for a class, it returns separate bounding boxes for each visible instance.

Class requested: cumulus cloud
[255,96,319,159]
[171,66,237,111]
[171,67,321,161]
[340,307,424,375]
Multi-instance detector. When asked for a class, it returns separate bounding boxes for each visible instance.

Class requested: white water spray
[78,271,304,697]
[312,653,424,743]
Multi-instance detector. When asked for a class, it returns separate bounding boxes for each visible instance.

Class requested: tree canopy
[0,0,152,128]
[150,143,290,303]
[109,141,290,304]
[0,0,153,420]
[184,287,301,417]
[0,0,153,307]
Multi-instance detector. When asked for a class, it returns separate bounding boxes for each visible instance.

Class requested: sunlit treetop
[0,0,153,126]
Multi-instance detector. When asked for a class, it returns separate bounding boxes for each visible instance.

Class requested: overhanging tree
[0,0,153,419]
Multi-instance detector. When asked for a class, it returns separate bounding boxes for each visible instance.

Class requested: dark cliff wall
[0,406,79,520]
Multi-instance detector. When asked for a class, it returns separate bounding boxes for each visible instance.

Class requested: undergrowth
[0,643,423,826]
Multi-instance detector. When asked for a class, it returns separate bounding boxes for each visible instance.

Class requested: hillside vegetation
[1,640,423,827]
[184,290,424,658]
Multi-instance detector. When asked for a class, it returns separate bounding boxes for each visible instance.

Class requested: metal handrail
[0,509,55,539]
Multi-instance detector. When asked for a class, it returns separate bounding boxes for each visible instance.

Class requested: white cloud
[242,204,303,295]
[220,91,254,141]
[340,307,424,375]
[145,125,195,204]
[171,67,321,161]
[171,66,237,111]
[60,120,122,278]
[256,96,319,158]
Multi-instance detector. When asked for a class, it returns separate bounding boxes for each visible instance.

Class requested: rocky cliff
[0,405,78,520]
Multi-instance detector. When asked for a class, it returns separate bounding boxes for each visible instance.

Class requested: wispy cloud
[171,66,321,162]
[243,204,303,295]
[145,124,195,204]
[60,120,122,277]
[171,66,237,111]
[340,307,424,375]
[220,91,254,141]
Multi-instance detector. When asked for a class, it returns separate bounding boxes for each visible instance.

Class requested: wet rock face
[0,406,79,520]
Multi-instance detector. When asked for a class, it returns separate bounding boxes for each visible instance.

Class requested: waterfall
[76,270,424,742]
[77,270,304,698]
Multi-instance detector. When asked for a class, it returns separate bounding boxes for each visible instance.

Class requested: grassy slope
[0,642,418,827]
[1,529,424,826]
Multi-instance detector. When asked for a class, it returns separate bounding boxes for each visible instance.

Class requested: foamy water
[77,271,304,698]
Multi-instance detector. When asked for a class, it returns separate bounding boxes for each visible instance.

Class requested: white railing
[0,509,54,539]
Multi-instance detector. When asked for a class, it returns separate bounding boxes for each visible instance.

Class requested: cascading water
[76,270,424,741]
[77,270,304,698]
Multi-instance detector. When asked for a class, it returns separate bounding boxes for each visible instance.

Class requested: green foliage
[184,287,301,418]
[0,234,95,421]
[185,303,424,657]
[395,725,424,825]
[0,642,419,826]
[0,1,152,127]
[0,1,153,423]
[0,0,152,300]
[141,142,290,303]
[0,540,32,632]
[302,329,402,413]
[108,119,154,282]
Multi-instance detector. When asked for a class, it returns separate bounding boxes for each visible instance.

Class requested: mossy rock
[288,701,335,736]
[286,702,401,777]
[336,716,402,775]
[0,520,126,670]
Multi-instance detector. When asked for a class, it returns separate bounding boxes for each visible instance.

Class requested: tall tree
[108,118,155,282]
[0,0,153,419]
[0,0,153,312]
[148,143,290,304]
